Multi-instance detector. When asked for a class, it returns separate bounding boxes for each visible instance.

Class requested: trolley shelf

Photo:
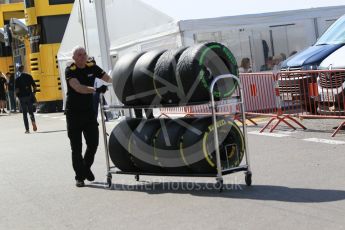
[103,96,242,110]
[108,165,249,177]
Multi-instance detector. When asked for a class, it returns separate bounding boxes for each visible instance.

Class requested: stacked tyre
[108,116,245,174]
[112,42,239,106]
[110,42,243,174]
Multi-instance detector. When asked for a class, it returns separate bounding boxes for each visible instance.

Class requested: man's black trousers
[66,112,99,180]
[19,96,36,131]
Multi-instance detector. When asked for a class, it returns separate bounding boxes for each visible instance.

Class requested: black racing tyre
[176,42,238,103]
[153,47,188,105]
[112,52,145,105]
[132,49,167,106]
[181,116,245,174]
[108,118,142,172]
[154,118,196,173]
[129,119,167,173]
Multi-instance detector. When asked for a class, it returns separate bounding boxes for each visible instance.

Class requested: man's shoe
[2,110,6,113]
[85,169,95,182]
[76,180,85,187]
[25,130,30,134]
[32,122,37,132]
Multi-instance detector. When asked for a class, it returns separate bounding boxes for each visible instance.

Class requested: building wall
[180,7,345,72]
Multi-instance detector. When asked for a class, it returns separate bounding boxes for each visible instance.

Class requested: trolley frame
[100,74,252,191]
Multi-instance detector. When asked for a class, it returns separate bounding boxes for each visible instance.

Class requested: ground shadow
[247,124,305,132]
[86,181,345,203]
[36,130,67,134]
[248,123,345,135]
[303,128,344,134]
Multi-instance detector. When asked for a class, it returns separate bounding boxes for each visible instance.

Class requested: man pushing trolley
[65,46,111,187]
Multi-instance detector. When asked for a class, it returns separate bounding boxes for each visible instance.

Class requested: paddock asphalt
[1,112,345,230]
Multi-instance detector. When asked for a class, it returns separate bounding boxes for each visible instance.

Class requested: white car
[318,45,345,115]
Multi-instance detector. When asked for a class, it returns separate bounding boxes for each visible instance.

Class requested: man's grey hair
[72,46,86,56]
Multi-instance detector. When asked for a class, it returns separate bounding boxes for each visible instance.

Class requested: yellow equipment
[0,31,13,73]
[24,0,74,112]
[0,2,23,74]
[1,1,73,112]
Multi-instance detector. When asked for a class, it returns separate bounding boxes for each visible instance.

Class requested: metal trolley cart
[100,74,252,191]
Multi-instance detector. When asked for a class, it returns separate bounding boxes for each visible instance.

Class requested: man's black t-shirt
[15,73,36,97]
[65,61,105,113]
[0,77,6,93]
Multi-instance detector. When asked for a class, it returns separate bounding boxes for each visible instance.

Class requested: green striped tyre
[181,116,245,174]
[132,49,167,106]
[129,119,168,173]
[112,51,145,105]
[176,42,238,104]
[153,47,188,105]
[154,118,196,173]
[108,118,142,172]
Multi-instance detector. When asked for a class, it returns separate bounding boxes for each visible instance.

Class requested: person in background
[0,71,8,113]
[134,109,154,119]
[239,57,252,73]
[272,55,283,71]
[65,46,112,187]
[6,72,16,112]
[280,53,287,61]
[15,64,37,133]
[260,56,273,71]
[15,64,22,79]
[289,50,298,57]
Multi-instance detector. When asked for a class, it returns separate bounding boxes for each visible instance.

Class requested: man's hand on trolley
[95,85,108,94]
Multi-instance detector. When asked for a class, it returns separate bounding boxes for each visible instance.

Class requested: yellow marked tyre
[154,118,196,173]
[181,116,245,174]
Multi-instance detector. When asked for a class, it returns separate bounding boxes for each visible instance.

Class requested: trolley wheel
[215,178,223,192]
[106,174,112,189]
[245,173,252,186]
[135,174,140,181]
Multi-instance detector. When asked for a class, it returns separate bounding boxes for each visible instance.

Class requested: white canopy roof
[58,0,177,62]
[57,0,84,62]
[141,0,345,20]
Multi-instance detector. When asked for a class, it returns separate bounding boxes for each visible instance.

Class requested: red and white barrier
[159,70,345,136]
